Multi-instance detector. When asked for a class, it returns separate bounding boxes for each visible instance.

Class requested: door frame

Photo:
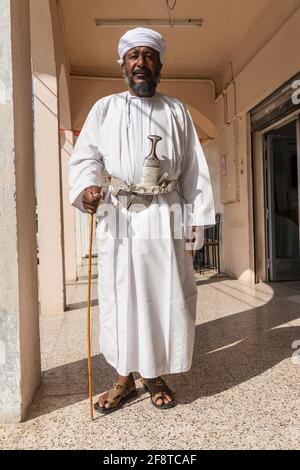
[252,110,300,282]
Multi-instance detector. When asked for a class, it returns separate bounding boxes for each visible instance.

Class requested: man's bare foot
[142,377,176,408]
[96,373,136,410]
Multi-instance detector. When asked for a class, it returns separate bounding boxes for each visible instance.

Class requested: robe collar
[126,90,158,127]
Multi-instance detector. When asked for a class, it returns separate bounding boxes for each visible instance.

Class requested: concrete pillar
[30,0,66,314]
[0,0,41,422]
[59,63,77,282]
[61,128,77,281]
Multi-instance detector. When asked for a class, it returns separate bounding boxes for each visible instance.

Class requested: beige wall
[235,6,300,115]
[204,5,300,282]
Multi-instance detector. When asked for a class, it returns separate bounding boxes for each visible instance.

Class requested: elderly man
[69,27,215,414]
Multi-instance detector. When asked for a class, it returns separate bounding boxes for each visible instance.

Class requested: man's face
[122,46,162,97]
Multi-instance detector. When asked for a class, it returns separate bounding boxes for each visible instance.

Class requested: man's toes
[98,396,109,408]
[99,400,110,409]
[164,394,173,404]
[156,397,164,405]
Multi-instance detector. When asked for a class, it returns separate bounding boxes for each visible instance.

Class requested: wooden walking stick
[87,213,94,421]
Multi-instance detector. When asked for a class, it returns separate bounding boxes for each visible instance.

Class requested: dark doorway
[264,119,300,280]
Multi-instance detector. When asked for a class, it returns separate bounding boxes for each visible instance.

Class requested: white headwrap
[117,27,166,65]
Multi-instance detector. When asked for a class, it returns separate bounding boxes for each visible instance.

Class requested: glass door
[265,118,300,281]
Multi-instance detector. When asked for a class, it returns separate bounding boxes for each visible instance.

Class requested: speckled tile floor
[0,263,299,450]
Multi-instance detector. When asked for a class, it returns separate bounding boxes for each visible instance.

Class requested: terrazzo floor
[1,261,299,450]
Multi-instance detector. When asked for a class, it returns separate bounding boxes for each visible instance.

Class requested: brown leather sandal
[94,381,138,415]
[142,377,176,409]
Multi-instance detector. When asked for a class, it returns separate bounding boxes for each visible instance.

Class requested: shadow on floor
[25,280,300,420]
[195,272,230,286]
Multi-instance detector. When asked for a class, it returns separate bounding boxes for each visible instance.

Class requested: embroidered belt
[110,176,179,212]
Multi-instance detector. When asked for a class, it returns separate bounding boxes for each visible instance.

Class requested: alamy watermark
[291,340,300,365]
[291,80,300,104]
[289,82,300,363]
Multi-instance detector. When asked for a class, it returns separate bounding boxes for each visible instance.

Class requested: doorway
[264,118,300,281]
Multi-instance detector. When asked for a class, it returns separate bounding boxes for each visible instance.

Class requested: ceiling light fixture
[95,19,203,28]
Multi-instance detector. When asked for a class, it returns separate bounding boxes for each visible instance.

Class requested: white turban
[117,27,166,65]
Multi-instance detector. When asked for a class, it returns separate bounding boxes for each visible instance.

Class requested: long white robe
[69,91,215,378]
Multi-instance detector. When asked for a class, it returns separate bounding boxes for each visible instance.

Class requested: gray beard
[124,68,161,97]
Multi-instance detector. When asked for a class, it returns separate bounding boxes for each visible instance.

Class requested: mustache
[132,67,151,76]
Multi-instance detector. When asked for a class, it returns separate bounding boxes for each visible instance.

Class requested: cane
[87,213,94,421]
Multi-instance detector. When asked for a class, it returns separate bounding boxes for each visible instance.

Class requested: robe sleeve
[69,101,104,212]
[179,105,215,232]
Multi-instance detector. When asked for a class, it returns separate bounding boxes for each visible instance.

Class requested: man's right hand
[82,185,104,214]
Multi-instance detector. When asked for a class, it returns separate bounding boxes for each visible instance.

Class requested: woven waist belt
[110,176,179,212]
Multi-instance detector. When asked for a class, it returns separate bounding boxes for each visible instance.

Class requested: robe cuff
[189,210,216,228]
[71,188,86,213]
[70,181,97,213]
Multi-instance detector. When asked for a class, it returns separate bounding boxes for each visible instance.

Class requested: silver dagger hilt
[140,135,162,188]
